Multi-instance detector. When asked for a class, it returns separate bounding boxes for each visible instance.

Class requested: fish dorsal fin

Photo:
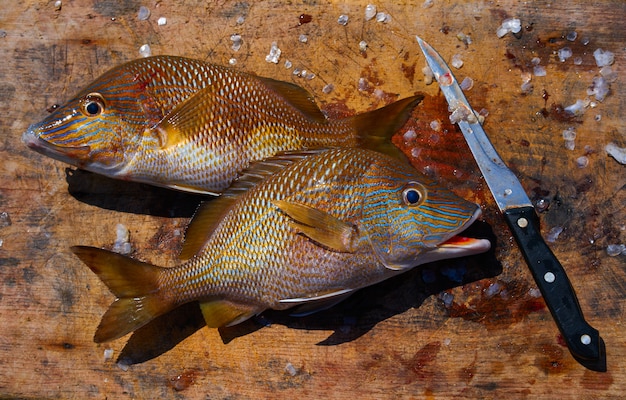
[257,76,328,122]
[349,94,424,161]
[179,151,326,260]
[273,199,357,253]
[199,300,260,328]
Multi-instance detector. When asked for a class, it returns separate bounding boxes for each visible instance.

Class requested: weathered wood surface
[1,1,624,398]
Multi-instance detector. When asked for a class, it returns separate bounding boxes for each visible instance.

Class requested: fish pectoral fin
[199,300,260,328]
[257,76,328,122]
[280,288,354,316]
[273,199,357,253]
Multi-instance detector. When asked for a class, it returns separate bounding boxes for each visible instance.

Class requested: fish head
[21,58,172,176]
[360,159,490,270]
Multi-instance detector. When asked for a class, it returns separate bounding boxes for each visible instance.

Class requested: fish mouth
[22,127,91,165]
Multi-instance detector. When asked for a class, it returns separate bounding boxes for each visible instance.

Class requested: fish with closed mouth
[71,147,490,343]
[22,55,423,195]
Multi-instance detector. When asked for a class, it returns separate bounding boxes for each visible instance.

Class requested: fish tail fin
[348,94,424,160]
[71,246,171,343]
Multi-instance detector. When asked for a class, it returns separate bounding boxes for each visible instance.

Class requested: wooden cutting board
[1,1,624,398]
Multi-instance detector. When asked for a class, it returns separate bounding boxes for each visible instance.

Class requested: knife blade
[416,36,605,371]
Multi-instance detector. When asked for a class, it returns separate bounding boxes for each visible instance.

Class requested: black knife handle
[503,206,604,364]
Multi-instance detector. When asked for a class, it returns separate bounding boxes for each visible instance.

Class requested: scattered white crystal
[496,18,521,38]
[429,120,442,131]
[138,6,150,21]
[284,362,297,376]
[54,0,62,11]
[460,76,473,90]
[533,65,546,77]
[157,17,167,26]
[599,66,618,83]
[576,155,589,168]
[298,34,308,43]
[450,54,464,69]
[422,0,434,8]
[265,42,281,63]
[338,14,349,26]
[411,147,422,158]
[564,99,587,116]
[593,48,614,67]
[322,83,334,94]
[113,223,132,255]
[228,58,237,65]
[365,4,377,21]
[236,16,245,25]
[606,244,626,257]
[573,57,583,65]
[456,32,472,46]
[139,44,151,57]
[587,76,610,102]
[422,65,434,85]
[403,129,417,141]
[566,31,578,41]
[359,40,368,52]
[376,12,390,23]
[103,348,114,361]
[557,47,572,62]
[605,142,626,165]
[284,59,292,69]
[230,34,242,51]
[562,127,576,151]
[546,226,564,243]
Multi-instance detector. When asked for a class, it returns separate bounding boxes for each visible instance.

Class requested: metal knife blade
[416,36,605,371]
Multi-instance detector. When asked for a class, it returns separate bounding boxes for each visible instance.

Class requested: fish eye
[80,93,106,117]
[401,182,426,206]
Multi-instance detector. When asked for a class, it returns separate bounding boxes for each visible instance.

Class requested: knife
[416,36,605,371]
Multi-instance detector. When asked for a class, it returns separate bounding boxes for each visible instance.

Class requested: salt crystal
[157,17,167,26]
[365,4,377,21]
[265,42,281,63]
[557,47,572,62]
[581,37,590,46]
[375,12,390,23]
[529,287,542,298]
[497,18,521,38]
[230,34,242,52]
[546,226,564,243]
[605,142,626,165]
[117,361,129,371]
[606,244,625,257]
[573,57,583,66]
[587,76,609,102]
[137,6,150,21]
[411,147,422,158]
[593,48,614,67]
[443,337,451,346]
[284,362,297,376]
[228,58,237,65]
[594,114,602,122]
[429,120,442,131]
[54,0,62,11]
[456,32,472,46]
[0,30,6,38]
[599,66,618,83]
[292,68,301,76]
[103,348,114,361]
[566,31,578,41]
[531,57,541,66]
[422,0,434,8]
[113,223,132,255]
[337,14,349,26]
[236,16,245,25]
[533,65,546,77]
[450,54,464,69]
[305,72,316,80]
[439,291,454,308]
[485,282,502,298]
[460,76,473,90]
[359,40,368,52]
[422,65,434,85]
[564,99,587,116]
[322,84,334,94]
[403,129,417,141]
[562,127,576,141]
[576,155,589,168]
[299,34,308,43]
[139,44,151,57]
[0,212,11,228]
[496,26,509,39]
[358,77,369,92]
[521,81,533,94]
[284,60,292,69]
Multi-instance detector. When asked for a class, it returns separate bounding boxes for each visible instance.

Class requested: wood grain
[1,1,624,398]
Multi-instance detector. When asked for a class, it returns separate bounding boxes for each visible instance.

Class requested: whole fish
[22,55,423,195]
[72,148,490,343]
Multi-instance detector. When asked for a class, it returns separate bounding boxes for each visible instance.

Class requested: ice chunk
[497,18,521,38]
[593,48,614,67]
[265,42,281,63]
[230,34,242,52]
[112,223,132,255]
[450,54,464,69]
[138,6,150,21]
[157,17,167,26]
[460,76,473,90]
[337,14,349,25]
[139,44,151,57]
[557,47,572,62]
[587,76,610,102]
[365,4,376,21]
[605,142,626,165]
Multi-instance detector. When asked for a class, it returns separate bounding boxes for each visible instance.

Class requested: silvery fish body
[72,148,490,343]
[23,56,422,194]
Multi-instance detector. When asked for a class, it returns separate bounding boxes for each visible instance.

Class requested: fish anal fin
[273,199,357,253]
[70,246,171,343]
[350,94,424,160]
[200,300,260,328]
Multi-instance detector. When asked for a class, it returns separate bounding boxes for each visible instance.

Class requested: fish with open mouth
[23,55,423,195]
[72,147,490,343]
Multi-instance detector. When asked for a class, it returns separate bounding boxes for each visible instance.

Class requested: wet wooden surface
[1,0,625,398]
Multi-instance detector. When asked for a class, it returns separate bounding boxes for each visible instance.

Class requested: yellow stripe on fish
[23,56,423,195]
[72,148,490,343]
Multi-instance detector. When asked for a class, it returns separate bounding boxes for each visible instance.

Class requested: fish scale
[72,148,490,343]
[24,55,423,194]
